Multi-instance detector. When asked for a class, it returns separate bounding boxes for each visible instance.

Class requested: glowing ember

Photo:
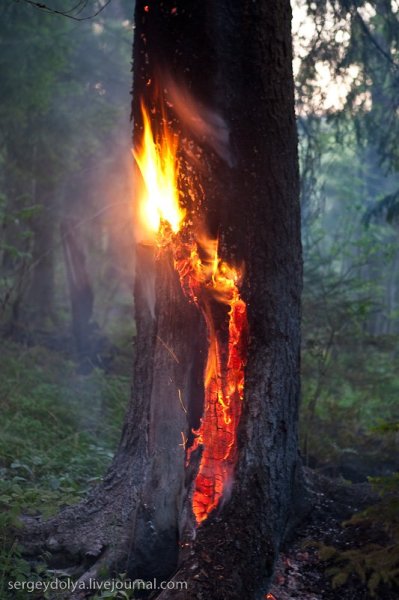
[133,90,248,525]
[175,237,248,523]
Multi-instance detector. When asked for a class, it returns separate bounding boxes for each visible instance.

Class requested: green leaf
[331,571,349,588]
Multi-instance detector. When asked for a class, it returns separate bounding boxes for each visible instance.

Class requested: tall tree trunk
[28,180,56,329]
[24,2,304,598]
[60,217,94,362]
[1,144,35,329]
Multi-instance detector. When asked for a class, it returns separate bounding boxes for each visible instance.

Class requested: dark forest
[0,1,398,599]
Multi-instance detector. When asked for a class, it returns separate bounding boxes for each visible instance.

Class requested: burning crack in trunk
[133,91,248,526]
[174,237,248,524]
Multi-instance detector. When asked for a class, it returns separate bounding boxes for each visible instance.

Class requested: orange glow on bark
[133,91,248,525]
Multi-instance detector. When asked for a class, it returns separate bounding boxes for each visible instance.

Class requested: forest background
[0,0,398,598]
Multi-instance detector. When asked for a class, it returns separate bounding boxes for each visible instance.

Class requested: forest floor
[269,471,398,600]
[0,338,131,600]
[0,339,398,600]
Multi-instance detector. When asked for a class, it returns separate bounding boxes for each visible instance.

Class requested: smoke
[164,77,235,167]
[219,468,235,511]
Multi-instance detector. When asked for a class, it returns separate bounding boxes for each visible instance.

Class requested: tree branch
[353,6,399,70]
[12,0,113,21]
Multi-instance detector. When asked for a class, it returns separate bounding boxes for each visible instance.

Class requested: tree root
[18,461,142,588]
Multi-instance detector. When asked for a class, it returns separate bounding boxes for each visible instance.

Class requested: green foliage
[366,189,399,225]
[0,193,42,321]
[298,0,399,172]
[318,541,399,596]
[300,120,399,471]
[0,1,134,328]
[315,472,399,597]
[371,421,399,434]
[0,3,70,124]
[0,340,130,599]
[348,473,399,533]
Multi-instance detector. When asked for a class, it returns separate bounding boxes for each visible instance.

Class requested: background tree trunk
[60,217,94,362]
[28,180,56,328]
[24,2,305,598]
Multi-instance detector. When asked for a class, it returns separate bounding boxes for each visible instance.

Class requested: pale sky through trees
[291,0,375,114]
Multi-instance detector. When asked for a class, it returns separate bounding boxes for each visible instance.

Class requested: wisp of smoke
[164,77,234,167]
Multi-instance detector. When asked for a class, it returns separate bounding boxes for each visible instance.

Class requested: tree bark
[23,2,305,598]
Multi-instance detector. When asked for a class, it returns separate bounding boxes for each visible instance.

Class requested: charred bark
[21,2,305,598]
[130,2,305,594]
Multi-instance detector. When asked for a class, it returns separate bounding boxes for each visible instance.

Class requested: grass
[0,339,131,599]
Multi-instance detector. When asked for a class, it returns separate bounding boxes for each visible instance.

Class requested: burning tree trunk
[126,0,304,592]
[23,1,304,598]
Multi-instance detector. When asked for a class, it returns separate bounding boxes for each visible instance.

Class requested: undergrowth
[316,459,399,597]
[301,335,399,477]
[0,339,130,599]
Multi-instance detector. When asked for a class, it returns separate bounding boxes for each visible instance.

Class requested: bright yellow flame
[133,101,184,239]
[132,92,248,526]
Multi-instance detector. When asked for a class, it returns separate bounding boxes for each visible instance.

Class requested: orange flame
[133,101,184,242]
[133,91,248,525]
[176,237,248,523]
